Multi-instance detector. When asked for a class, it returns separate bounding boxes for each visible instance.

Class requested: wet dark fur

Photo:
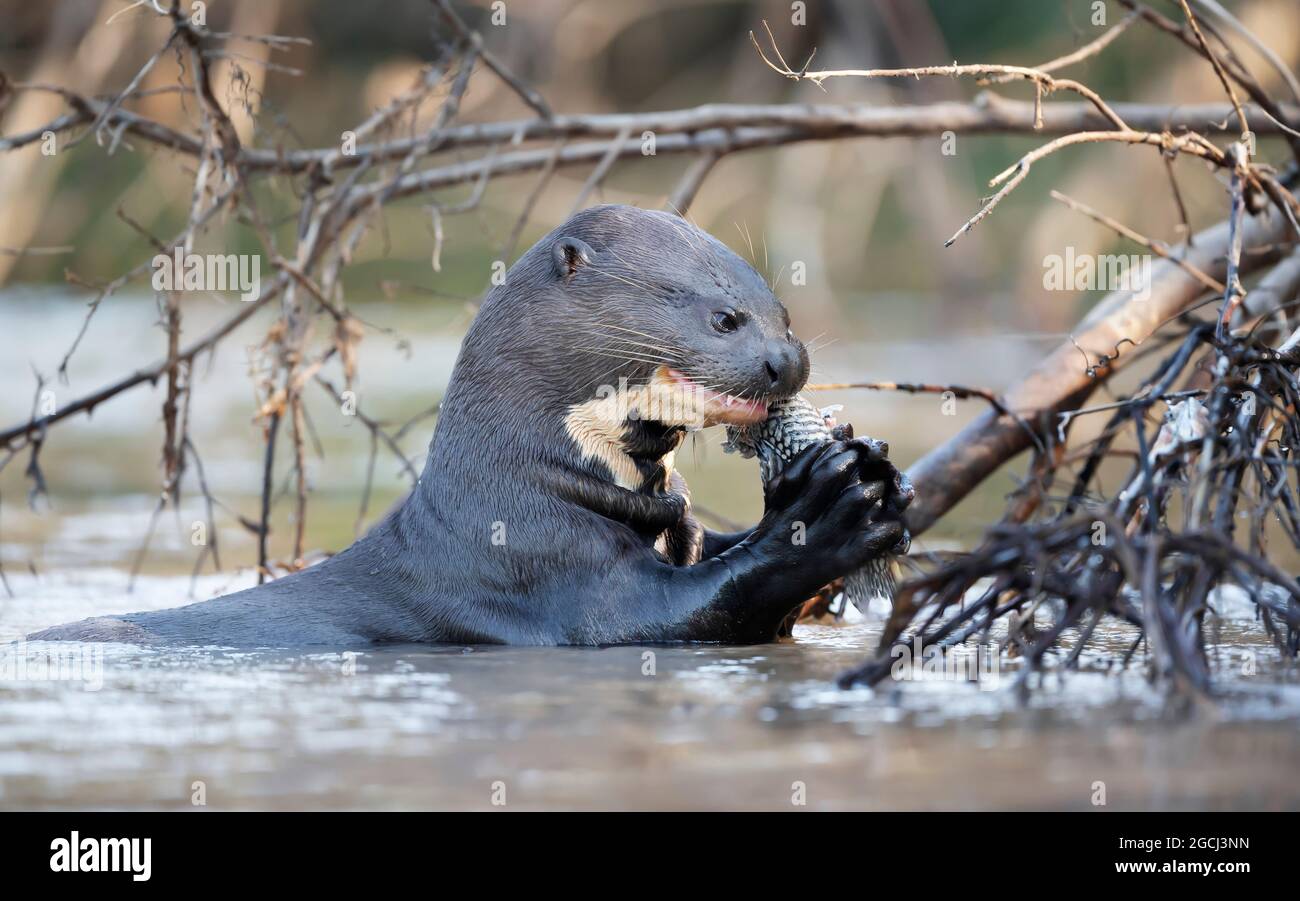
[31,206,908,647]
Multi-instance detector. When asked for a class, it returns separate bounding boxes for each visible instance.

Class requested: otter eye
[711,310,740,334]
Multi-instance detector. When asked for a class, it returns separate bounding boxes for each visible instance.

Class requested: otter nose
[764,339,804,395]
[763,359,780,385]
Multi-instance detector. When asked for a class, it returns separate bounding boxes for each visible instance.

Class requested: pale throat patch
[562,368,700,491]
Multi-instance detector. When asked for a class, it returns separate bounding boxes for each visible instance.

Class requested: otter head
[548,205,808,430]
[528,205,809,492]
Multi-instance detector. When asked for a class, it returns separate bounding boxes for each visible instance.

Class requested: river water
[1,291,1298,810]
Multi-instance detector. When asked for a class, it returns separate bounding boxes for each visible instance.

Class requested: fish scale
[724,394,897,614]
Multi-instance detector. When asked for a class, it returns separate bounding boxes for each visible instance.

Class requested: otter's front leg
[701,527,753,556]
[719,439,908,637]
[612,439,910,644]
[697,417,890,559]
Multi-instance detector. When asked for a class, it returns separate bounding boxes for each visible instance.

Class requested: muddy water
[3,570,1299,810]
[2,292,1299,810]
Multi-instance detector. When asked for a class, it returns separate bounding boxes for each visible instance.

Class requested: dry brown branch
[745,18,1291,249]
[945,129,1228,246]
[1176,0,1250,143]
[664,151,721,217]
[503,139,565,259]
[569,124,633,217]
[1119,0,1300,152]
[431,0,552,119]
[1189,0,1300,101]
[807,380,1011,416]
[0,274,286,451]
[905,206,1299,535]
[751,20,1130,129]
[999,10,1140,80]
[7,85,1295,167]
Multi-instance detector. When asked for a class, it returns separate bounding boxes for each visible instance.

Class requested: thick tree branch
[5,93,1297,171]
[904,209,1299,535]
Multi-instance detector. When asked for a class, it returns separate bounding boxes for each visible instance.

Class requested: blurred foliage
[2,0,1295,332]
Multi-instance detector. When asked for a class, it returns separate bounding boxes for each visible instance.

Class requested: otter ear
[551,236,593,280]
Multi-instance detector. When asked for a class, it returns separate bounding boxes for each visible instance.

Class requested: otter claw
[895,472,915,504]
[858,438,889,463]
[890,529,911,555]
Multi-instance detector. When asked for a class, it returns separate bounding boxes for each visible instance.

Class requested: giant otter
[32,205,910,647]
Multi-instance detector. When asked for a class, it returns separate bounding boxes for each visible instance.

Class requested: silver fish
[724,395,899,614]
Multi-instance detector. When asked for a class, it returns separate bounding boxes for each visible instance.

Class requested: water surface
[2,566,1298,810]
